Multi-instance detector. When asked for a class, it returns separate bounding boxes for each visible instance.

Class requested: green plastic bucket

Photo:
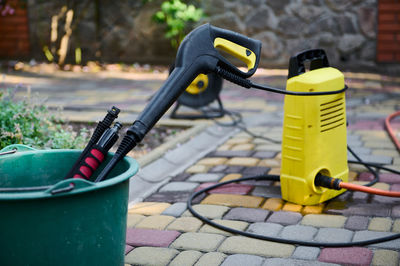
[0,144,139,266]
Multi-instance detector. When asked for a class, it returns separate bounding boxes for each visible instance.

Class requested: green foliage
[0,89,88,150]
[153,0,204,49]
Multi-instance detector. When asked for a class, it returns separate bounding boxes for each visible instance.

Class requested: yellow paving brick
[268,168,281,175]
[301,214,346,228]
[182,204,230,219]
[199,219,249,236]
[135,215,175,230]
[302,204,325,215]
[261,198,284,211]
[231,143,255,151]
[393,219,400,233]
[226,137,251,145]
[127,214,145,228]
[371,182,390,191]
[129,202,171,215]
[186,164,211,173]
[217,144,233,151]
[258,159,280,167]
[372,249,399,266]
[368,217,392,232]
[201,194,264,208]
[275,152,282,160]
[167,217,203,232]
[226,157,260,167]
[197,157,228,166]
[219,173,242,182]
[348,171,358,181]
[282,202,303,212]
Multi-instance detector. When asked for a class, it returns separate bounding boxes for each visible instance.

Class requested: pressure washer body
[280,50,349,205]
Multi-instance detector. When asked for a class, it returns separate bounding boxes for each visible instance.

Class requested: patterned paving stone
[126,228,180,247]
[342,203,391,217]
[246,222,283,237]
[201,194,264,208]
[197,157,228,166]
[391,184,400,191]
[144,191,206,204]
[226,137,252,145]
[161,202,187,217]
[231,143,255,151]
[226,157,260,167]
[128,202,171,216]
[368,217,393,232]
[182,204,230,219]
[195,252,227,266]
[166,217,203,232]
[169,250,202,266]
[314,228,354,243]
[225,165,246,173]
[240,178,274,187]
[301,214,347,228]
[171,232,225,252]
[242,166,271,177]
[280,225,318,241]
[372,249,399,266]
[219,173,242,182]
[127,214,145,228]
[318,247,373,266]
[261,198,284,211]
[263,258,338,265]
[252,151,277,159]
[135,215,175,230]
[358,172,374,181]
[251,186,281,198]
[186,164,211,174]
[302,204,325,215]
[223,207,270,223]
[267,211,302,225]
[380,173,400,184]
[258,159,280,167]
[393,219,400,232]
[218,236,295,257]
[125,247,179,265]
[353,230,400,249]
[221,254,265,266]
[188,173,223,182]
[282,202,303,213]
[209,150,254,158]
[125,245,134,255]
[199,219,248,236]
[159,182,199,192]
[291,246,320,260]
[209,165,228,173]
[344,215,369,231]
[171,172,191,181]
[195,182,254,195]
[393,205,400,217]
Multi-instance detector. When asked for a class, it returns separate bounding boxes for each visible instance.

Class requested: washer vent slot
[320,97,345,132]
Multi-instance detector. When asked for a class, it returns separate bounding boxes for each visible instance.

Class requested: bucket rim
[0,148,139,200]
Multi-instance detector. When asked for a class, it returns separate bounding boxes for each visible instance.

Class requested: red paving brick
[126,228,180,247]
[125,245,134,255]
[318,247,373,265]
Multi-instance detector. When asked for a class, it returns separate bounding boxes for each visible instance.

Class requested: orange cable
[384,110,400,152]
[339,182,400,197]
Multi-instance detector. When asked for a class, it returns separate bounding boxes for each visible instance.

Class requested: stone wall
[28,0,383,71]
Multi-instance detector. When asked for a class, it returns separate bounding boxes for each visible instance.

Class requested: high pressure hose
[385,110,400,152]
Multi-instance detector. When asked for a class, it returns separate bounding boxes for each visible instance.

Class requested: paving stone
[368,217,393,232]
[348,171,358,181]
[393,205,400,218]
[185,131,221,151]
[268,167,281,175]
[195,182,253,195]
[135,215,175,230]
[129,202,171,215]
[372,149,399,157]
[242,166,271,177]
[252,151,277,159]
[372,182,391,191]
[127,214,145,228]
[372,249,399,266]
[261,198,284,211]
[344,215,369,231]
[301,214,347,228]
[125,247,179,265]
[302,204,325,215]
[280,225,318,241]
[221,254,265,266]
[218,236,295,257]
[258,159,280,168]
[195,252,227,266]
[318,247,373,266]
[391,184,400,191]
[353,230,400,249]
[251,186,281,198]
[255,144,282,152]
[161,202,187,217]
[169,250,202,266]
[314,228,354,243]
[219,173,242,182]
[159,182,199,192]
[199,219,249,236]
[210,150,254,158]
[246,222,283,237]
[263,258,338,266]
[171,172,191,181]
[182,204,230,219]
[217,144,233,151]
[282,202,303,213]
[197,157,228,166]
[225,165,246,173]
[126,228,180,247]
[393,219,400,232]
[358,172,374,181]
[125,245,134,255]
[164,144,199,165]
[209,165,228,173]
[352,191,369,201]
[201,194,264,208]
[291,246,320,260]
[144,191,206,204]
[342,203,391,217]
[137,158,177,182]
[240,178,274,187]
[171,232,225,252]
[223,207,270,223]
[166,217,203,232]
[226,157,260,167]
[231,143,255,151]
[347,153,393,165]
[347,146,371,155]
[380,173,400,184]
[186,164,211,174]
[226,137,252,145]
[267,211,302,225]
[188,173,223,182]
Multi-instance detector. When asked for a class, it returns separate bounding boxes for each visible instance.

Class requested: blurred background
[0,0,399,73]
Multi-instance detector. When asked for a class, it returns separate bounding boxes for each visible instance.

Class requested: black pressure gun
[95,23,262,181]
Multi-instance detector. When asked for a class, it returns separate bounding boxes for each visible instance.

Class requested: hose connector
[314,173,342,190]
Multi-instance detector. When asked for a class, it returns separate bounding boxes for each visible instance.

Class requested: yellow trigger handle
[213,37,256,71]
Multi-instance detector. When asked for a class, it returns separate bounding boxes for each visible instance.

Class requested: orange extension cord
[385,110,400,152]
[340,182,400,197]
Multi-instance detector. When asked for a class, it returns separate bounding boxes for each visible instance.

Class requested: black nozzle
[314,173,342,190]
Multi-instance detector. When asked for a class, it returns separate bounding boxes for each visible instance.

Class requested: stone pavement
[2,68,400,265]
